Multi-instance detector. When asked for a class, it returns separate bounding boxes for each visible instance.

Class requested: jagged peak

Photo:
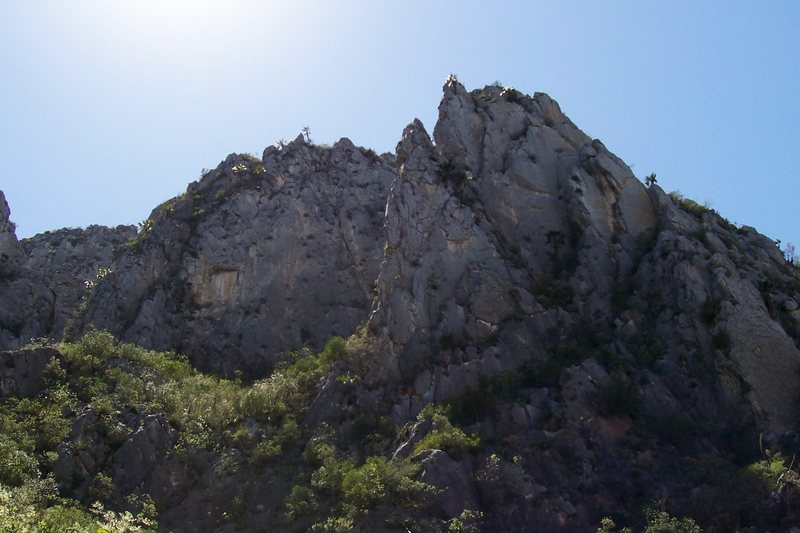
[395,118,433,166]
[0,189,21,271]
[0,190,14,233]
[442,73,466,94]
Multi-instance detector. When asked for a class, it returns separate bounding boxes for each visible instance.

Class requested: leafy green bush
[743,451,800,493]
[448,509,485,533]
[38,504,96,532]
[293,450,433,530]
[61,329,117,371]
[643,509,701,533]
[413,405,479,459]
[0,435,38,486]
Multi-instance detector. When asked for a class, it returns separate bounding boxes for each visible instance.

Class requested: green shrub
[643,510,701,533]
[38,505,96,532]
[437,160,469,184]
[413,405,479,459]
[285,485,318,520]
[743,451,800,493]
[0,435,38,486]
[293,451,433,530]
[448,509,485,533]
[61,329,117,371]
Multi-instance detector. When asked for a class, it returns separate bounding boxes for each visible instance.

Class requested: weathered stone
[0,190,22,276]
[74,143,393,377]
[0,347,58,398]
[113,415,176,492]
[21,224,136,340]
[416,449,480,519]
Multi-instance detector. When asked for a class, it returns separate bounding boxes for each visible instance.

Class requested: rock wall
[21,224,136,340]
[0,191,51,349]
[0,190,22,276]
[0,190,138,349]
[76,138,393,376]
[370,78,669,421]
[7,80,800,434]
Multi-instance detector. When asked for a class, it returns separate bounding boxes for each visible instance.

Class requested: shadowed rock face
[21,225,136,341]
[0,191,51,348]
[0,190,22,276]
[75,138,394,377]
[0,190,136,350]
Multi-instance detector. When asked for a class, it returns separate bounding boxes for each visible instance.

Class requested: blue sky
[1,1,798,251]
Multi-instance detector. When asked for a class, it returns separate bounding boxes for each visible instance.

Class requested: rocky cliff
[370,78,800,435]
[72,139,393,376]
[2,79,800,532]
[0,192,135,350]
[0,190,50,348]
[21,224,136,341]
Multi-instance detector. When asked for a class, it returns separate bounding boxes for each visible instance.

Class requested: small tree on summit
[645,173,657,188]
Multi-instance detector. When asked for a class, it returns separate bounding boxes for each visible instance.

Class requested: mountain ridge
[1,78,800,531]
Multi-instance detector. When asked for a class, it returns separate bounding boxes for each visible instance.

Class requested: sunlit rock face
[75,138,394,376]
[14,79,797,433]
[370,79,675,420]
[4,80,800,531]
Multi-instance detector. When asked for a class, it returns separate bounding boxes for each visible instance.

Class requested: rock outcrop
[0,193,136,350]
[3,79,800,532]
[0,347,58,398]
[21,225,136,340]
[0,191,51,349]
[371,79,659,415]
[74,138,393,376]
[367,79,800,435]
[0,190,22,276]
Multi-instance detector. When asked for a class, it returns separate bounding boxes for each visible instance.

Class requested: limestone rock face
[633,187,800,432]
[76,139,393,376]
[21,225,136,340]
[0,347,58,398]
[0,190,22,276]
[416,449,480,519]
[370,78,660,413]
[0,191,51,349]
[5,81,800,531]
[0,192,136,350]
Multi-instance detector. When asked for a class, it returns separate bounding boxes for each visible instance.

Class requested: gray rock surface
[416,449,480,519]
[54,80,800,433]
[75,139,393,376]
[0,347,58,398]
[0,190,22,276]
[0,191,51,349]
[370,78,662,421]
[112,414,176,493]
[5,80,800,532]
[21,224,136,340]
[0,190,136,349]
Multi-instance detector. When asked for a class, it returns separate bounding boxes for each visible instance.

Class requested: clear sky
[1,1,798,250]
